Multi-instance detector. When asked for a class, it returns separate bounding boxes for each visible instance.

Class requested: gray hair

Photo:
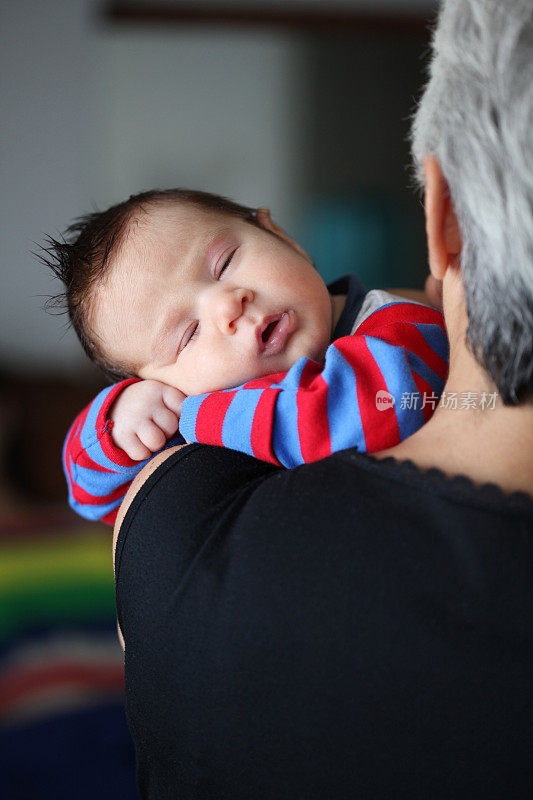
[411,0,533,403]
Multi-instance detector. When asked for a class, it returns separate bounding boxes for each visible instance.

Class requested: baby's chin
[294,339,329,367]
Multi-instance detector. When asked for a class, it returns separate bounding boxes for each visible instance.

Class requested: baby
[44,188,448,524]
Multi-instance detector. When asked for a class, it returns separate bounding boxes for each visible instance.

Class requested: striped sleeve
[179,302,448,467]
[62,378,179,526]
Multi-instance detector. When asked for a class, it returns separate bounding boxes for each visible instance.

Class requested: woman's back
[116,446,533,799]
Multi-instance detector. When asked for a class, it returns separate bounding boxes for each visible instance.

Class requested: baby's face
[93,203,335,395]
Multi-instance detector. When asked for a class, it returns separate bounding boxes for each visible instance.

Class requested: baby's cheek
[163,372,186,393]
[165,366,197,395]
[291,329,329,367]
[173,355,228,396]
[140,363,187,395]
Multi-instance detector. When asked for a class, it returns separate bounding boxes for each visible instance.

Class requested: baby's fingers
[122,434,153,462]
[152,406,180,438]
[137,420,168,454]
[162,385,186,416]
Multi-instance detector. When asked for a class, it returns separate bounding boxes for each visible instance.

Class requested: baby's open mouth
[262,320,279,343]
[257,311,295,356]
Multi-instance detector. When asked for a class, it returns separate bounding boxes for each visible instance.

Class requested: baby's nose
[216,287,254,334]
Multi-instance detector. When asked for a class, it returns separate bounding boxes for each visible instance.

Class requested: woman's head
[411,0,533,404]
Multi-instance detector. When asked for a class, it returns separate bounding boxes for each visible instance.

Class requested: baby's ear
[256,207,280,235]
[256,207,312,263]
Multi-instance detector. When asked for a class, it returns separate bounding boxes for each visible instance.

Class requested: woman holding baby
[113,1,533,797]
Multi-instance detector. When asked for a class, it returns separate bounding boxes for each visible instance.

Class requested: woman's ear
[424,156,462,280]
[256,207,313,262]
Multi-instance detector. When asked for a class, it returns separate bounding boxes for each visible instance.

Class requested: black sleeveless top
[115,444,533,799]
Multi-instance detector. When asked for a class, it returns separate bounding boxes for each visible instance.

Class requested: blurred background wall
[1,0,437,378]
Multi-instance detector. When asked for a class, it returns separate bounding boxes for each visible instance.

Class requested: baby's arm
[179,302,448,466]
[64,301,448,521]
[63,379,184,524]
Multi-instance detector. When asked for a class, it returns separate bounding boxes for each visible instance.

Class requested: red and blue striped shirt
[63,289,448,525]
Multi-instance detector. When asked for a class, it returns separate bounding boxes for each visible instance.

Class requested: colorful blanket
[0,508,137,798]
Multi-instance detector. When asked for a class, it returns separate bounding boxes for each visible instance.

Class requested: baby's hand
[109,380,186,461]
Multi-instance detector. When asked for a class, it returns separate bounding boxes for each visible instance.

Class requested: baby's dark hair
[40,188,260,382]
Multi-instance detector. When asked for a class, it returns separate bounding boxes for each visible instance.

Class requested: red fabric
[296,361,332,463]
[66,404,91,464]
[357,303,447,370]
[195,391,238,447]
[368,321,448,380]
[75,449,116,473]
[337,336,400,453]
[250,389,282,465]
[71,481,129,507]
[242,372,287,390]
[102,508,119,526]
[96,379,141,466]
[412,372,437,422]
[355,302,444,336]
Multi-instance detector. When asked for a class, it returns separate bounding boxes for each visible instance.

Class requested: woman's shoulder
[115,445,533,567]
[113,444,189,571]
[349,451,533,518]
[113,444,282,581]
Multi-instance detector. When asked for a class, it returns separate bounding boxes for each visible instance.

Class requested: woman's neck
[377,399,533,498]
[376,316,533,497]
